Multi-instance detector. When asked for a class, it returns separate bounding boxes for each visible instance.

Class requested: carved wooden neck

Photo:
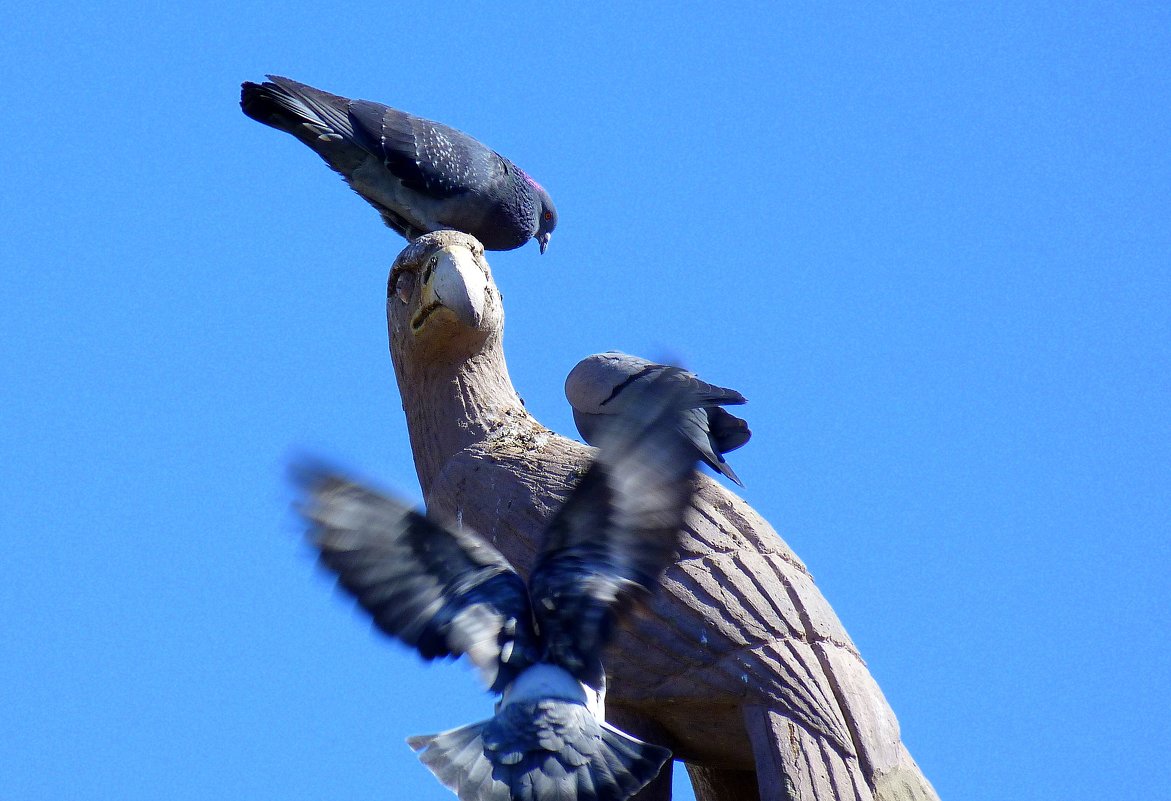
[390,328,533,496]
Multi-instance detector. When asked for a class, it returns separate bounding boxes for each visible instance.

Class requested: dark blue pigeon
[565,352,752,486]
[241,75,557,253]
[294,370,700,801]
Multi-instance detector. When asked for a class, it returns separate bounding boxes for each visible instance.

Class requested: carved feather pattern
[429,438,883,763]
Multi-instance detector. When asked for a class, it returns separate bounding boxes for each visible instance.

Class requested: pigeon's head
[387,230,503,363]
[524,175,557,254]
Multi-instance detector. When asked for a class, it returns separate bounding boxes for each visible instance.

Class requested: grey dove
[241,75,557,252]
[295,368,703,801]
[566,352,752,486]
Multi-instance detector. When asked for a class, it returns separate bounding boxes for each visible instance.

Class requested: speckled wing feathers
[346,100,507,199]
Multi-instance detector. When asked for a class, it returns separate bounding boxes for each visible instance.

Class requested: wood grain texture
[385,232,939,801]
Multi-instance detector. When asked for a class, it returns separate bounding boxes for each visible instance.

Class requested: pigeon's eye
[543,211,553,221]
[394,271,416,304]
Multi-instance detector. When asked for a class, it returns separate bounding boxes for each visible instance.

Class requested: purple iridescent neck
[519,169,545,194]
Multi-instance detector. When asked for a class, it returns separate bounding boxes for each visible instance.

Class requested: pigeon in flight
[565,352,752,486]
[241,75,558,253]
[295,371,701,801]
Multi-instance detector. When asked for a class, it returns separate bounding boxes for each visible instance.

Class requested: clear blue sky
[2,4,1168,800]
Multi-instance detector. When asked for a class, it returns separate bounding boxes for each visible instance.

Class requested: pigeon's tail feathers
[408,719,512,801]
[411,704,671,801]
[240,76,356,149]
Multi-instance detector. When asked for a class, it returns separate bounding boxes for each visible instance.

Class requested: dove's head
[387,231,503,365]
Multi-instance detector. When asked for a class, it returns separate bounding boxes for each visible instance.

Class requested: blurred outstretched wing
[529,370,701,689]
[296,467,537,691]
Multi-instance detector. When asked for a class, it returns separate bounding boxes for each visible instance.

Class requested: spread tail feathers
[408,703,671,801]
[706,407,751,485]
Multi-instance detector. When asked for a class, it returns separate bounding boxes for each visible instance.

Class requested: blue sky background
[2,4,1168,800]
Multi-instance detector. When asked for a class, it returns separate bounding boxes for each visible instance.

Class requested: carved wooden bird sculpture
[385,231,939,801]
[295,370,701,801]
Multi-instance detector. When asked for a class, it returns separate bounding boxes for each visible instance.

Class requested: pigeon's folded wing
[346,101,509,199]
[529,371,700,688]
[296,468,536,690]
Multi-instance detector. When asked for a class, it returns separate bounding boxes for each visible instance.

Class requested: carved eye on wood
[393,271,416,304]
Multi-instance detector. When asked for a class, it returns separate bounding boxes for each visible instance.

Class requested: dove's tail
[408,703,671,801]
[681,407,751,486]
[708,406,751,456]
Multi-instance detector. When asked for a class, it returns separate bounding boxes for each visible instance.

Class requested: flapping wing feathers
[296,467,537,691]
[529,370,702,688]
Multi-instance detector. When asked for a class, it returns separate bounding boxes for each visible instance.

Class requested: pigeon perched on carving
[240,75,558,252]
[295,371,702,801]
[566,352,752,486]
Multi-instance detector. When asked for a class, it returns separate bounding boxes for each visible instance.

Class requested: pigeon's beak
[416,245,487,331]
[537,232,551,254]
